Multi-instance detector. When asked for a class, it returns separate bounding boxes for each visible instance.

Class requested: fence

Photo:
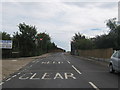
[78,48,113,59]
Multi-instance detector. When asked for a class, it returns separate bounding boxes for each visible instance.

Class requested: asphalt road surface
[1,52,120,89]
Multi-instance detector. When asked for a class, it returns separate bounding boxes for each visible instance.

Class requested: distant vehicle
[109,50,120,73]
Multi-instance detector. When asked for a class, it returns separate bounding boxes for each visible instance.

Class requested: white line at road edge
[0,82,4,85]
[89,82,99,90]
[67,61,71,64]
[72,65,82,74]
[12,75,17,78]
[6,78,11,81]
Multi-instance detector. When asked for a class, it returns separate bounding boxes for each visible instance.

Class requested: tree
[2,32,11,40]
[13,22,37,56]
[106,18,120,50]
[72,33,93,50]
[36,32,57,54]
[36,32,51,54]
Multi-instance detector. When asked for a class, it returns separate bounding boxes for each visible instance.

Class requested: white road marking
[41,62,46,64]
[89,82,99,90]
[0,82,4,85]
[72,65,82,74]
[19,73,33,80]
[47,61,50,64]
[18,73,21,75]
[54,73,64,79]
[6,78,11,81]
[53,61,55,64]
[30,73,39,80]
[41,73,51,80]
[58,62,60,64]
[64,73,76,79]
[67,61,71,64]
[12,75,17,78]
[13,59,17,61]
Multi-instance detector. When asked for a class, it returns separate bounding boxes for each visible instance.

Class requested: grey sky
[1,0,118,51]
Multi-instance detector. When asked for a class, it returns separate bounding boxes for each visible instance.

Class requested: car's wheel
[109,64,115,73]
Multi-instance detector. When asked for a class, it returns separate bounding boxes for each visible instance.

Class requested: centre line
[89,82,99,90]
[72,65,82,74]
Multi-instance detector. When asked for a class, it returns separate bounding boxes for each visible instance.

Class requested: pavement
[1,52,119,89]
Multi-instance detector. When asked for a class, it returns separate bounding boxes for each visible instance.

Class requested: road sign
[0,40,12,49]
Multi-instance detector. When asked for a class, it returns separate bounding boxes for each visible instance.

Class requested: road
[1,52,119,89]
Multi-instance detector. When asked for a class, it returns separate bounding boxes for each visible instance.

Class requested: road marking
[12,60,17,61]
[18,73,21,75]
[72,65,82,74]
[53,61,55,64]
[54,73,64,79]
[64,73,76,79]
[47,61,50,64]
[67,61,71,64]
[41,62,46,64]
[30,73,39,80]
[0,82,4,85]
[6,78,11,81]
[58,62,60,64]
[12,75,17,78]
[19,73,33,80]
[89,82,99,90]
[41,73,51,80]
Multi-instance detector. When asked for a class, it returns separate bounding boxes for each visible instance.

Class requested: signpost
[0,40,12,49]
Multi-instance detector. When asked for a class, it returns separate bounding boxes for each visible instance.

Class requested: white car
[109,50,120,73]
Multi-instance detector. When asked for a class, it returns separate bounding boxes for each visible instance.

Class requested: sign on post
[0,40,12,49]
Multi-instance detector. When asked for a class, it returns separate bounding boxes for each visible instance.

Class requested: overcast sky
[1,0,119,51]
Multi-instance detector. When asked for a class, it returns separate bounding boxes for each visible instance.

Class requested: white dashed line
[67,61,71,64]
[6,78,11,81]
[58,62,60,64]
[72,65,82,74]
[0,82,4,85]
[12,75,17,78]
[89,82,99,90]
[18,73,21,75]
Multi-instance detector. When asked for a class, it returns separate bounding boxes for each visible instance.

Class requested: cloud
[2,2,118,51]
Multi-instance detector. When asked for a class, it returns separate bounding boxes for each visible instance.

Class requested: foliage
[1,32,11,40]
[72,33,94,50]
[71,18,120,52]
[12,22,58,57]
[13,23,37,56]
